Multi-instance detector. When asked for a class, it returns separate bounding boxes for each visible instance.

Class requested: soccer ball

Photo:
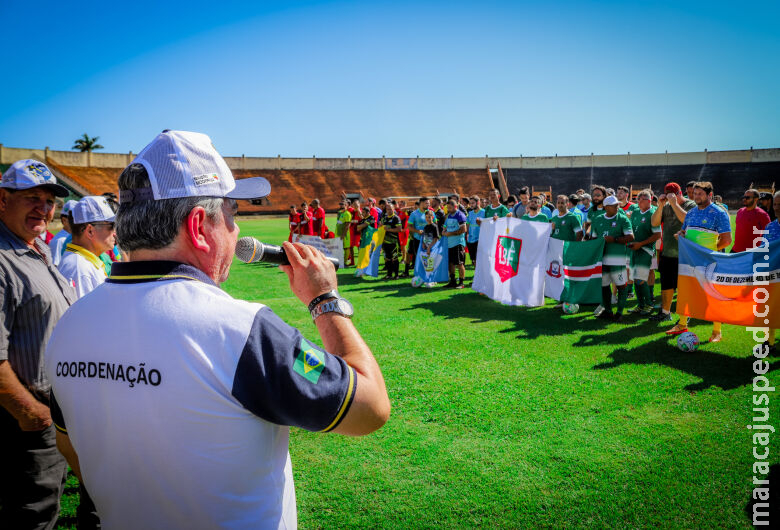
[411,276,424,288]
[677,332,699,352]
[562,302,579,314]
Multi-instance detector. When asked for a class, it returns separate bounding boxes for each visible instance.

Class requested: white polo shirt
[45,261,356,529]
[57,243,107,298]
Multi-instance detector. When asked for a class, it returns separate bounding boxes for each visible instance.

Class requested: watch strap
[307,290,339,312]
[310,298,352,320]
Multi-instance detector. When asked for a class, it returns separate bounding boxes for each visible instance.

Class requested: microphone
[235,237,339,269]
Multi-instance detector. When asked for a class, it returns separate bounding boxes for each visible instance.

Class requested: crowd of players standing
[308,181,779,348]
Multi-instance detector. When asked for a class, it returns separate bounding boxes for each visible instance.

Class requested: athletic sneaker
[597,310,614,320]
[455,283,465,290]
[593,305,605,317]
[629,306,643,315]
[650,312,672,322]
[638,306,654,316]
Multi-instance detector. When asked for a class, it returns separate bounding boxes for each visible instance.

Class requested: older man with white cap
[45,130,390,528]
[0,159,76,529]
[48,199,78,266]
[58,196,117,298]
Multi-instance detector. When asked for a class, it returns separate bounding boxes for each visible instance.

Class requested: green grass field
[56,216,776,528]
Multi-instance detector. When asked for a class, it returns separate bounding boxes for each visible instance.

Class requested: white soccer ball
[562,302,579,314]
[677,332,699,352]
[411,276,424,288]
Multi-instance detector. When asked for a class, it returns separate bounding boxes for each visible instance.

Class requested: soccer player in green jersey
[478,189,511,225]
[627,190,661,315]
[551,194,583,241]
[590,195,634,322]
[520,196,549,223]
[585,185,607,237]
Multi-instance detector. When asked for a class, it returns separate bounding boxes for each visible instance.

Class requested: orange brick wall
[47,164,494,214]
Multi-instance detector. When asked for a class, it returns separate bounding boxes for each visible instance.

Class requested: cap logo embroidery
[193,173,220,187]
[27,163,52,181]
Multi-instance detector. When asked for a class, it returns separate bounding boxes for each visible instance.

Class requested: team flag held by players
[472,217,551,306]
[414,236,450,283]
[355,226,385,278]
[677,238,780,328]
[544,238,605,304]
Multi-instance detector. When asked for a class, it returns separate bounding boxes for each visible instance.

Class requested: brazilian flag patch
[294,338,326,383]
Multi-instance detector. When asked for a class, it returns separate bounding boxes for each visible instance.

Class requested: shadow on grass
[391,288,654,340]
[593,335,778,391]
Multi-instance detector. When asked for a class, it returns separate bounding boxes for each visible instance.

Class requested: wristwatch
[307,290,339,312]
[310,297,354,320]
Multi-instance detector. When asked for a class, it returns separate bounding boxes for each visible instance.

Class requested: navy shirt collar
[107,260,216,286]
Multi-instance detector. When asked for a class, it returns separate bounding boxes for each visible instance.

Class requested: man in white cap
[45,131,390,528]
[589,194,634,322]
[58,196,117,298]
[0,159,75,529]
[48,199,78,266]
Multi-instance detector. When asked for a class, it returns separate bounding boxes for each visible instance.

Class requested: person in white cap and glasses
[48,199,78,266]
[0,159,76,529]
[45,130,390,528]
[58,196,117,298]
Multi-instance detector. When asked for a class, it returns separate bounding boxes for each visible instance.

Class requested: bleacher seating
[40,163,493,214]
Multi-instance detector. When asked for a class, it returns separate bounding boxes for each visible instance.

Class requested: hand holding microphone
[236,237,340,305]
[235,237,339,269]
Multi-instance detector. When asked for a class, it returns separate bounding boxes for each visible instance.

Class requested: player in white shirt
[58,196,116,298]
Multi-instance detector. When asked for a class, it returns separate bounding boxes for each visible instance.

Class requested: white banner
[472,217,551,306]
[292,234,345,269]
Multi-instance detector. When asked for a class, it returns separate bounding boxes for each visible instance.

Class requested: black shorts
[658,255,679,290]
[448,245,466,265]
[466,241,479,263]
[407,238,420,255]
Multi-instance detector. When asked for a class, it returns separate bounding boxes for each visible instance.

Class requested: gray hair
[637,189,652,200]
[116,163,224,251]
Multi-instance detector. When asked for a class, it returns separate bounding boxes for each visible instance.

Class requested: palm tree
[72,133,104,152]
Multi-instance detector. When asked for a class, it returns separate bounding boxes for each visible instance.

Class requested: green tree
[72,133,104,152]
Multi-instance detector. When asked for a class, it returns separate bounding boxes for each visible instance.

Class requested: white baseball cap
[71,196,116,224]
[61,199,79,217]
[118,130,270,204]
[603,195,619,206]
[1,159,69,197]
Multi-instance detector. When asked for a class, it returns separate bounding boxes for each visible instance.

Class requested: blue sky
[1,0,777,157]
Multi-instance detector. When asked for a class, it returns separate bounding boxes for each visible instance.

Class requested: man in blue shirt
[466,196,484,268]
[537,194,553,219]
[666,181,732,343]
[442,198,468,289]
[404,197,430,277]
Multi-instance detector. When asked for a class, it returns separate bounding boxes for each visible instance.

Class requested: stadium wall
[1,144,778,212]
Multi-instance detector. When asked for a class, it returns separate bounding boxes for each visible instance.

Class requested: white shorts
[629,264,651,282]
[602,268,628,287]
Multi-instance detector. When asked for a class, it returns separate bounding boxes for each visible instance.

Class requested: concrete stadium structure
[1,144,777,213]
